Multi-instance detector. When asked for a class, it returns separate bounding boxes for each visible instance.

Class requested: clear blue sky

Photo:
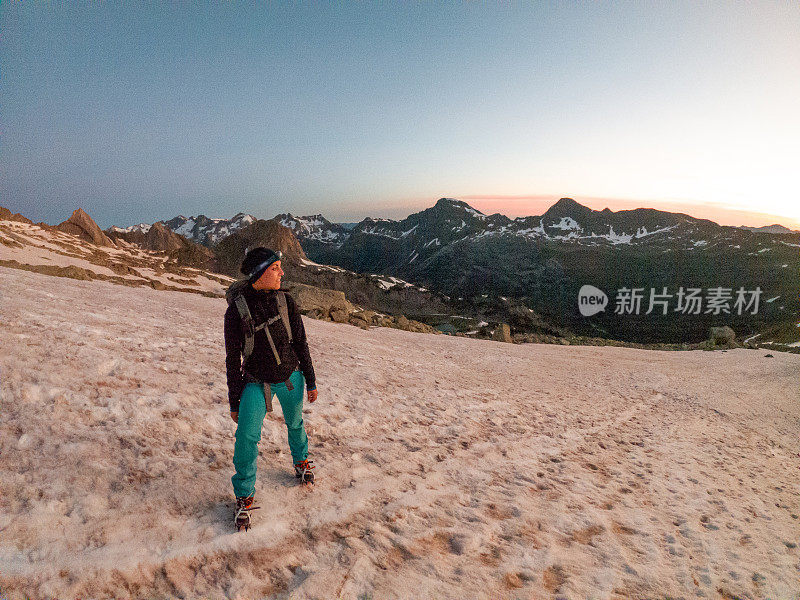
[2,2,798,228]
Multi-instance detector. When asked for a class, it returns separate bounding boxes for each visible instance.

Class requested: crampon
[234,496,260,532]
[294,459,315,486]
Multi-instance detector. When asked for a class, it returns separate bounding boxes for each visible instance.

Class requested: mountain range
[2,198,795,346]
[0,207,452,339]
[118,197,797,344]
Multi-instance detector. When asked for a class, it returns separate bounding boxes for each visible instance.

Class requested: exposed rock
[389,314,438,334]
[354,309,378,324]
[288,263,451,319]
[107,262,141,277]
[143,222,186,253]
[330,308,350,323]
[0,206,33,224]
[376,315,394,327]
[348,314,371,330]
[0,260,95,281]
[283,281,354,317]
[709,326,736,346]
[107,223,216,271]
[280,281,438,334]
[55,209,115,247]
[492,323,513,343]
[165,243,216,271]
[213,220,308,277]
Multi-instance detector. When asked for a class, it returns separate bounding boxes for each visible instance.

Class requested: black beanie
[241,247,282,282]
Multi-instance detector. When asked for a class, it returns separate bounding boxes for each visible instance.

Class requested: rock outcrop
[492,323,513,343]
[107,221,185,253]
[709,326,736,347]
[106,222,216,271]
[165,242,217,271]
[55,209,115,247]
[213,220,308,277]
[284,281,355,318]
[282,281,439,334]
[142,222,186,253]
[0,206,33,224]
[288,263,451,318]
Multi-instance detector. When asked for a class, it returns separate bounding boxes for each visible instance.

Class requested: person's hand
[230,411,238,423]
[307,388,318,403]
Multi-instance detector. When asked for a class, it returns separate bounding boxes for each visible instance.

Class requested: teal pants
[231,369,308,498]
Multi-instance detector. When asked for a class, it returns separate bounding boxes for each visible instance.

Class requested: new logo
[578,285,608,316]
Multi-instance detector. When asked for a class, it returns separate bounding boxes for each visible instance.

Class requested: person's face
[253,260,283,290]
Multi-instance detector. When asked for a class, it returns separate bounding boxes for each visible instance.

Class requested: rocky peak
[213,219,309,277]
[273,213,348,248]
[163,215,189,230]
[542,198,594,220]
[0,206,33,224]
[434,197,462,208]
[230,213,256,225]
[142,222,187,253]
[433,197,485,216]
[55,208,115,247]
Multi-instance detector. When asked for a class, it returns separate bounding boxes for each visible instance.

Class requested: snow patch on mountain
[361,226,404,240]
[161,212,256,246]
[371,274,417,290]
[550,217,582,231]
[111,223,152,234]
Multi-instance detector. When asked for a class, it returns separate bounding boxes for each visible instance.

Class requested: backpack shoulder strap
[233,290,291,368]
[276,291,293,344]
[233,294,255,364]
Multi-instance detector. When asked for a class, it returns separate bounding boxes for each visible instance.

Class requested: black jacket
[224,285,316,411]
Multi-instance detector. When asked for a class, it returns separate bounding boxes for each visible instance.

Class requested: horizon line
[6,195,799,232]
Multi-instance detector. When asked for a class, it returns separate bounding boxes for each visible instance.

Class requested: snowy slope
[0,219,231,295]
[1,267,799,599]
[275,213,350,249]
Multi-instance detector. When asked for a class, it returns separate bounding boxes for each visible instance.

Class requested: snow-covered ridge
[468,222,682,246]
[360,226,405,240]
[119,212,257,246]
[277,213,350,248]
[0,219,232,295]
[110,223,152,234]
[349,199,707,250]
[438,197,487,220]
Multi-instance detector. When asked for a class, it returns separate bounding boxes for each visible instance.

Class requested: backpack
[226,279,293,366]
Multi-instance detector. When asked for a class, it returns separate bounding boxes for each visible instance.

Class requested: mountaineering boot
[294,459,315,486]
[234,496,260,532]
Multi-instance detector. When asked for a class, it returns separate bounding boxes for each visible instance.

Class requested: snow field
[1,266,799,599]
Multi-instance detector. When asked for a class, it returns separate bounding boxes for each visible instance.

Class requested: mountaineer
[224,247,318,531]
